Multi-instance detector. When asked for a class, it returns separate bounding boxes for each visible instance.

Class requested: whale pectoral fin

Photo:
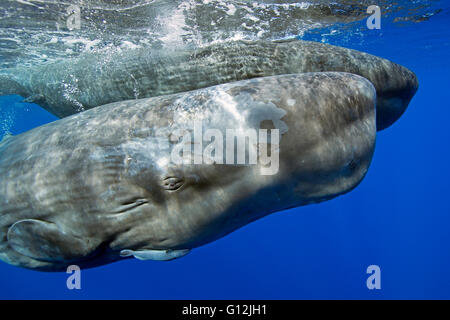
[22,94,45,104]
[7,219,90,262]
[120,248,190,261]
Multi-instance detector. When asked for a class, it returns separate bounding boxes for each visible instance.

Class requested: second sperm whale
[0,39,418,130]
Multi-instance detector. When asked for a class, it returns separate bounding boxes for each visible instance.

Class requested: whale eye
[162,176,184,191]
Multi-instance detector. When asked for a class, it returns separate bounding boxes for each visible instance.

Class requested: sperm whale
[0,39,417,130]
[0,72,376,271]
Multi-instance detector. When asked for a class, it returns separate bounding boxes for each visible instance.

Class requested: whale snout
[376,65,419,131]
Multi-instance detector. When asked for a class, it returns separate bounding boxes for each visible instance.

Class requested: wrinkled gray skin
[0,72,376,271]
[0,39,417,130]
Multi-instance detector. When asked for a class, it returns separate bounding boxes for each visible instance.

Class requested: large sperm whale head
[374,62,419,130]
[105,72,377,252]
[279,40,419,130]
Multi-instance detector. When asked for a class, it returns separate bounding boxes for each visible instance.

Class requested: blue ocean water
[0,2,449,299]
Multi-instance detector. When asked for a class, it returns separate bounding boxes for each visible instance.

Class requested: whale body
[0,72,376,271]
[0,39,417,130]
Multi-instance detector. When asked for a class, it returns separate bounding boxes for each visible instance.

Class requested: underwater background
[0,0,449,299]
